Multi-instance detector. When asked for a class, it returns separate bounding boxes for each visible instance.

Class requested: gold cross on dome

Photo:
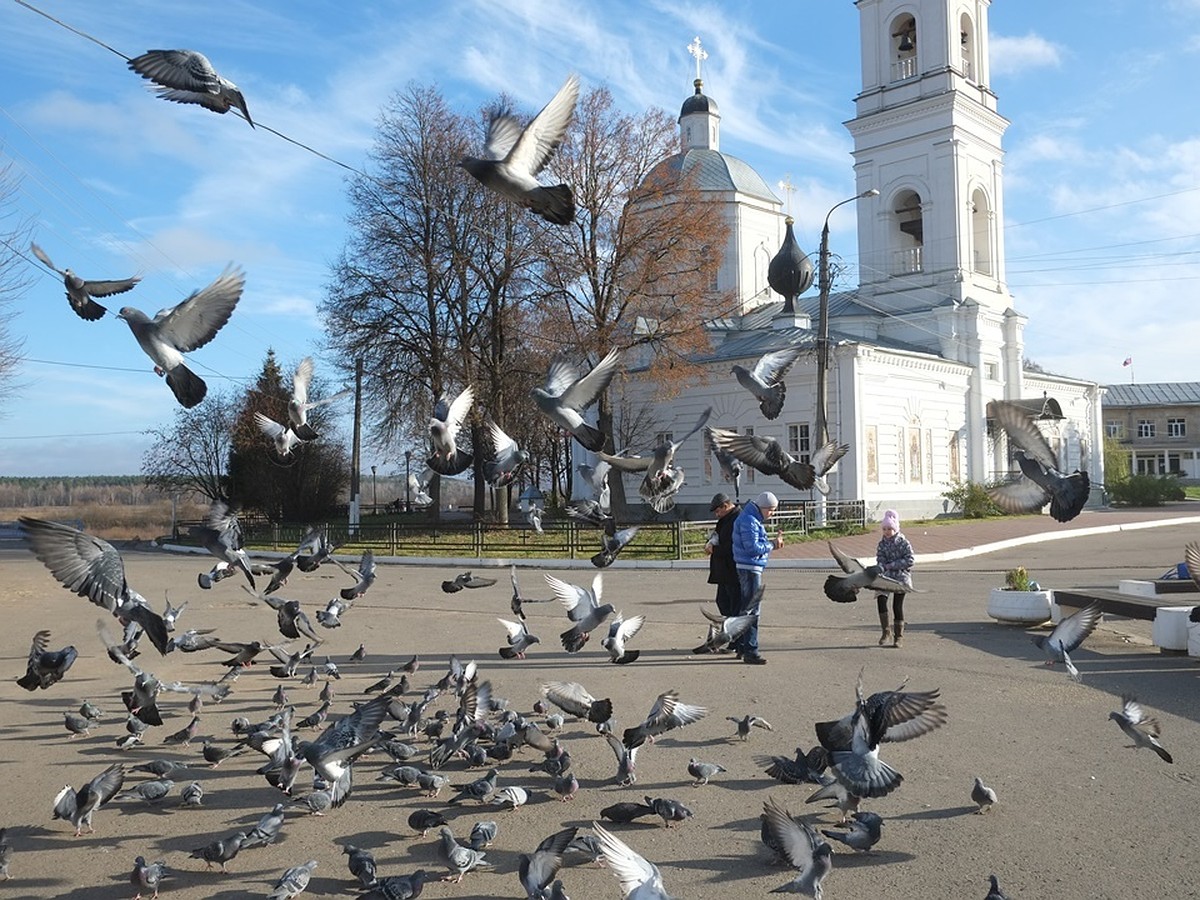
[687,36,708,80]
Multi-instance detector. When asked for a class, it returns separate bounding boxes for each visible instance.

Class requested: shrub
[1004,567,1032,591]
[942,480,1003,518]
[1108,474,1183,507]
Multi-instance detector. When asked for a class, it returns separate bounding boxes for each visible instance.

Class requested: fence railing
[198,499,866,562]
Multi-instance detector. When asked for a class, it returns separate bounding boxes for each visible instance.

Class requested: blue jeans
[733,568,763,656]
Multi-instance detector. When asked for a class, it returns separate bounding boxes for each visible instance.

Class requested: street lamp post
[404,450,412,513]
[815,188,879,447]
[371,465,377,514]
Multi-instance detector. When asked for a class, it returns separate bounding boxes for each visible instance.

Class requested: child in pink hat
[875,509,914,647]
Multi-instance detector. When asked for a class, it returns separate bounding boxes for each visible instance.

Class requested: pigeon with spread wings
[545,572,614,653]
[824,541,915,603]
[128,49,253,125]
[288,356,350,441]
[599,407,711,513]
[30,242,140,321]
[533,348,621,452]
[1031,600,1101,682]
[428,386,475,476]
[986,399,1090,522]
[731,347,804,420]
[707,426,848,492]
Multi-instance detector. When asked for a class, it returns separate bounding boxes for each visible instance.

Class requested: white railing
[893,247,923,274]
[892,56,918,82]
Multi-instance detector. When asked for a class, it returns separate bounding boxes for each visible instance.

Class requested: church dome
[680,79,718,117]
[644,148,780,203]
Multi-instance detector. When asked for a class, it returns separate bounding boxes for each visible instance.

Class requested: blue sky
[1,0,1198,477]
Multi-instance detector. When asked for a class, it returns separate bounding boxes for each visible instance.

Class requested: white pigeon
[127,49,253,126]
[532,348,621,451]
[117,265,244,409]
[593,822,675,899]
[428,386,475,476]
[545,572,614,653]
[288,357,349,441]
[255,412,303,457]
[459,73,580,225]
[601,613,645,665]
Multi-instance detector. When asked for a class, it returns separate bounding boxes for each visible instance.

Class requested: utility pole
[349,358,363,533]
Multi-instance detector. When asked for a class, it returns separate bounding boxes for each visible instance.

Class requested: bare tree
[141,391,235,502]
[0,162,31,411]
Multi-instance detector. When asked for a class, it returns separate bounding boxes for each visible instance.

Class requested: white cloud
[990,33,1063,76]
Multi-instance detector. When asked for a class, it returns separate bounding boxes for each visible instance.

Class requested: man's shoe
[742,654,767,666]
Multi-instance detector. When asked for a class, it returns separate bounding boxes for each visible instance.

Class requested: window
[1105,421,1124,439]
[655,431,672,448]
[1137,420,1155,439]
[892,190,924,275]
[984,362,999,381]
[787,423,810,464]
[1168,418,1185,438]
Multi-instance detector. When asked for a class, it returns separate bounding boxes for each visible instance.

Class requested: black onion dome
[768,217,814,302]
[680,79,718,117]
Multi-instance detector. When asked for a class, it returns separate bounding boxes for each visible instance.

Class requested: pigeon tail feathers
[166,364,207,409]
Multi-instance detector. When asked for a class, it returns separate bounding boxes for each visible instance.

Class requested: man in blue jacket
[731,491,784,665]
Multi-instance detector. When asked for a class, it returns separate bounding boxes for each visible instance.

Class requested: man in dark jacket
[705,493,741,619]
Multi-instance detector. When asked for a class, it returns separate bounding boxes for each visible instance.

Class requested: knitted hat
[756,491,779,510]
[881,509,900,531]
[709,492,731,511]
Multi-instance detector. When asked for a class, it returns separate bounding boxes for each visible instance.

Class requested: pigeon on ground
[727,714,774,741]
[128,49,253,125]
[360,871,429,900]
[116,265,244,408]
[343,844,377,888]
[131,759,184,779]
[130,855,167,900]
[469,821,498,851]
[179,781,203,806]
[291,791,331,816]
[601,613,645,664]
[806,775,862,824]
[254,412,303,457]
[409,809,448,836]
[267,859,318,900]
[1109,694,1173,763]
[823,542,914,603]
[190,831,246,872]
[519,826,578,898]
[623,690,707,749]
[599,407,712,512]
[732,347,804,420]
[762,795,834,896]
[341,551,377,600]
[1032,601,1101,682]
[821,810,882,852]
[459,73,580,225]
[163,715,200,746]
[287,356,350,440]
[30,242,139,321]
[986,874,1011,900]
[161,594,186,632]
[442,571,498,593]
[428,386,475,476]
[63,711,93,737]
[438,826,491,882]
[707,427,848,492]
[553,770,579,801]
[189,501,255,588]
[449,768,499,805]
[115,777,175,804]
[100,624,223,724]
[52,763,125,835]
[592,518,640,569]
[687,759,726,786]
[986,399,1090,522]
[242,802,286,849]
[510,566,554,620]
[532,348,622,451]
[972,776,998,813]
[80,700,103,720]
[645,795,693,827]
[593,822,673,898]
[601,799,657,823]
[482,420,530,487]
[546,572,615,653]
[758,745,829,785]
[693,607,757,654]
[299,693,390,805]
[498,618,540,659]
[16,629,77,690]
[490,786,530,811]
[541,681,614,724]
[20,517,173,654]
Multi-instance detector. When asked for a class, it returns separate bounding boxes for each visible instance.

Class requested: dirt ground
[0,524,1198,900]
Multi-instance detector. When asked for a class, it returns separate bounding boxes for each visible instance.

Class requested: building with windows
[1103,383,1200,479]
[617,0,1103,521]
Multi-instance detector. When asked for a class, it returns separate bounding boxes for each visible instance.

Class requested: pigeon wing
[559,348,621,412]
[506,73,580,177]
[152,265,244,352]
[1045,601,1101,655]
[20,516,129,612]
[751,347,803,385]
[989,400,1058,469]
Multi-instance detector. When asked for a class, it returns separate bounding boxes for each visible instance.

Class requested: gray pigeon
[17,629,77,690]
[30,242,139,320]
[821,810,883,852]
[732,347,803,420]
[727,714,774,741]
[189,500,255,588]
[179,781,204,807]
[128,49,253,125]
[987,399,1090,522]
[623,690,707,749]
[510,566,554,620]
[687,758,726,786]
[360,870,429,900]
[242,802,286,849]
[116,265,244,408]
[1109,694,1173,763]
[763,795,834,895]
[254,412,302,457]
[442,571,498,592]
[459,73,579,225]
[600,800,656,824]
[438,826,491,883]
[986,874,1010,900]
[577,460,612,511]
[115,778,174,804]
[707,426,848,492]
[291,791,332,815]
[532,348,622,451]
[591,518,640,569]
[299,693,391,805]
[519,826,577,899]
[344,843,378,887]
[490,785,529,811]
[546,572,614,653]
[759,746,829,786]
[600,612,644,664]
[63,711,93,737]
[469,820,498,851]
[449,768,499,805]
[409,809,448,836]
[972,776,998,813]
[805,775,862,825]
[1032,601,1101,681]
[341,550,377,600]
[267,859,318,900]
[130,855,167,900]
[645,795,693,828]
[161,595,187,632]
[693,607,757,654]
[824,542,914,603]
[541,680,614,724]
[190,830,246,872]
[428,386,474,476]
[599,407,712,512]
[287,356,349,440]
[593,823,673,898]
[710,440,744,501]
[482,419,530,487]
[52,763,126,835]
[498,618,540,659]
[0,827,10,880]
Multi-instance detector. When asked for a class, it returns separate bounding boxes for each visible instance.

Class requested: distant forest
[0,476,167,508]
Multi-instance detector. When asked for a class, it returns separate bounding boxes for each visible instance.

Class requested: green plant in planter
[1004,567,1032,591]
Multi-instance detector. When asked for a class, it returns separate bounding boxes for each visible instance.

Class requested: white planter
[1151,606,1194,652]
[988,588,1053,625]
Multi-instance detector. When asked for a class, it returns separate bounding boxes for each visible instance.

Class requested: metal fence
[224,499,865,561]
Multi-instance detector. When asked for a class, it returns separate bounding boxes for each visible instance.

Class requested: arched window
[971,187,992,276]
[890,14,917,82]
[959,12,976,81]
[892,189,924,275]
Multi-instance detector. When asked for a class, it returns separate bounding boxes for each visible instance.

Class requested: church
[619,0,1104,522]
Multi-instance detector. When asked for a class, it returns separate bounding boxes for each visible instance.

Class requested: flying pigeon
[710,440,744,501]
[532,348,622,451]
[459,73,580,225]
[482,419,530,487]
[30,242,139,321]
[692,607,756,654]
[1031,601,1101,681]
[428,386,475,476]
[823,542,914,603]
[578,460,612,511]
[510,565,554,620]
[1109,694,1173,763]
[599,407,712,512]
[762,795,834,896]
[821,810,883,852]
[189,500,255,589]
[299,693,390,806]
[518,826,577,899]
[601,612,645,664]
[546,571,614,652]
[16,629,77,690]
[592,518,640,568]
[727,714,774,741]
[810,440,852,495]
[540,681,614,724]
[128,49,253,125]
[255,412,303,457]
[986,399,1090,522]
[498,618,540,659]
[972,776,998,813]
[757,745,829,786]
[592,822,673,899]
[287,356,349,440]
[442,571,497,593]
[623,690,707,749]
[116,265,245,408]
[708,426,848,492]
[52,762,126,835]
[340,550,377,600]
[731,347,804,420]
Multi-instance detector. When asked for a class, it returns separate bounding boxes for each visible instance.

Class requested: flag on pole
[1122,357,1132,367]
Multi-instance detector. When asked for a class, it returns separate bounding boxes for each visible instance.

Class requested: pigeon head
[116,307,150,324]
